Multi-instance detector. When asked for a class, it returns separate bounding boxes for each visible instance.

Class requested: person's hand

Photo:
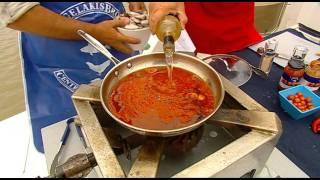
[91,17,140,54]
[149,2,188,34]
[129,2,147,12]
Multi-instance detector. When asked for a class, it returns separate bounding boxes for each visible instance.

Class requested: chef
[0,2,145,153]
[149,2,263,54]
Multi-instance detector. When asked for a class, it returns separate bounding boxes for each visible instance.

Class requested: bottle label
[278,72,302,89]
[300,73,320,91]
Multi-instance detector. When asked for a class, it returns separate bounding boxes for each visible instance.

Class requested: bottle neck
[163,35,175,55]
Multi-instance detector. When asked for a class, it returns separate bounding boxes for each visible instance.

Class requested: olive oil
[155,14,182,83]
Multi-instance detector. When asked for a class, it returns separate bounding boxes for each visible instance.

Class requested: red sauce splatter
[108,67,214,130]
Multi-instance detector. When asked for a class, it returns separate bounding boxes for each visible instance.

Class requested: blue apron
[20,2,136,153]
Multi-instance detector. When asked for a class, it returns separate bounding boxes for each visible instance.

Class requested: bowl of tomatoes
[279,85,320,120]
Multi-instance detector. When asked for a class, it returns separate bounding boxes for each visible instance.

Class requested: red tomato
[311,118,320,134]
[288,95,295,100]
[309,105,314,109]
[306,97,312,103]
[294,98,301,103]
[296,92,303,97]
[300,97,305,101]
[301,101,306,105]
[307,102,313,107]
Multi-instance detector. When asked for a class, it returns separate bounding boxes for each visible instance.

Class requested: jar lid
[288,59,305,69]
[310,59,320,69]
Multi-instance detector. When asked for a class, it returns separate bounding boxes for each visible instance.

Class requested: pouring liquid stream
[164,43,174,84]
[155,14,182,85]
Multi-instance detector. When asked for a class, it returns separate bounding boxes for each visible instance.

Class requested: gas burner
[164,125,204,156]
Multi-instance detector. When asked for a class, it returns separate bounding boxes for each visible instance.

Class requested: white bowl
[117,26,151,51]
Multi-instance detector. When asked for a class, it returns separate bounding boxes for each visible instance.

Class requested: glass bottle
[300,58,320,91]
[259,39,278,75]
[278,45,308,90]
[155,14,182,54]
[155,14,182,83]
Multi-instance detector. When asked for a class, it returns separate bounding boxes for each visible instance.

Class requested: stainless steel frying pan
[77,30,225,137]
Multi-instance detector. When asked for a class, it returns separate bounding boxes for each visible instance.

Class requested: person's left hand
[128,2,147,12]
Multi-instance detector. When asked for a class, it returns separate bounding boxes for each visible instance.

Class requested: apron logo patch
[80,43,111,56]
[60,2,120,19]
[54,70,80,92]
[86,60,111,75]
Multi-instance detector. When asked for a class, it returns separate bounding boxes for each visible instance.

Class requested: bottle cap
[288,59,305,69]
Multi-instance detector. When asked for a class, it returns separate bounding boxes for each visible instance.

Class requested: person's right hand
[149,2,188,34]
[91,17,140,54]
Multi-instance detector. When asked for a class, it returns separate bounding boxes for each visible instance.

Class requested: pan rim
[100,52,225,136]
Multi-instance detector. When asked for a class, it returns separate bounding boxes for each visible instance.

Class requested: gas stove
[45,74,282,178]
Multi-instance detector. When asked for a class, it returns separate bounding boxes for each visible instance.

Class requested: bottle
[259,39,278,75]
[278,45,308,90]
[300,58,320,91]
[155,14,182,54]
[155,14,182,83]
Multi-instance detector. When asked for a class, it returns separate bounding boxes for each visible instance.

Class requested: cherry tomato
[300,97,305,101]
[294,98,301,103]
[311,118,320,134]
[309,105,314,109]
[307,102,313,107]
[306,97,312,103]
[296,92,303,97]
[288,95,295,100]
[301,101,306,105]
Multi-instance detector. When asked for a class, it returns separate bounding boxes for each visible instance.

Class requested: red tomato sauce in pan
[108,67,215,130]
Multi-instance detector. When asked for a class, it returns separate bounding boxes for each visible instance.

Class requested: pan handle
[77,30,121,65]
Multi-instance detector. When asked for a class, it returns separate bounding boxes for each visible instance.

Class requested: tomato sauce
[108,67,215,130]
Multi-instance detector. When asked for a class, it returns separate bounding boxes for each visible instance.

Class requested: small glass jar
[300,58,320,91]
[278,45,308,90]
[259,39,278,75]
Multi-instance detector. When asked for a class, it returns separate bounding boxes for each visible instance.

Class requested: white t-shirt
[0,2,39,27]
